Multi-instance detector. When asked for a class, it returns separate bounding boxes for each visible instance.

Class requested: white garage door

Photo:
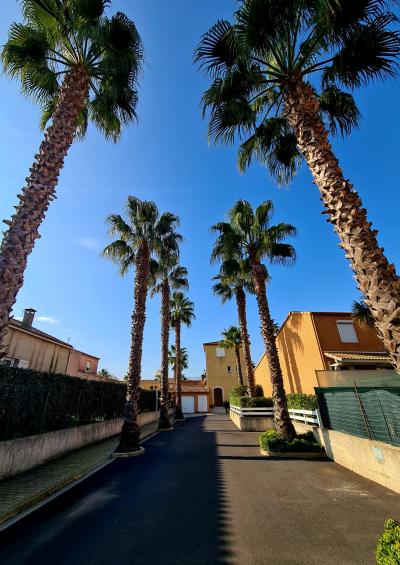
[197,395,208,413]
[182,396,195,414]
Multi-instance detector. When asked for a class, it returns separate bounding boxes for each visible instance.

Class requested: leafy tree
[150,249,188,431]
[213,259,255,393]
[98,368,112,379]
[170,292,195,420]
[196,0,400,371]
[102,197,179,454]
[220,326,244,386]
[0,0,143,354]
[212,200,297,440]
[352,299,374,327]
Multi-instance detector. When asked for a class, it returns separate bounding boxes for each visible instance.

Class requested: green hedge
[238,396,273,408]
[259,430,324,453]
[286,393,318,410]
[0,366,156,441]
[376,519,400,564]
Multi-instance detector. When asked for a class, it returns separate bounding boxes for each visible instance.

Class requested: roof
[203,341,220,346]
[324,351,391,363]
[9,319,72,348]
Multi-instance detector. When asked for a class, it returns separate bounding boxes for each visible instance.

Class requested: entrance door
[182,396,195,414]
[197,395,208,413]
[213,387,223,407]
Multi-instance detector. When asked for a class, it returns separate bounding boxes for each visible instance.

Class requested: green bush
[376,519,400,564]
[254,384,264,397]
[240,396,273,408]
[259,429,324,453]
[286,393,318,410]
[0,366,156,441]
[229,385,248,406]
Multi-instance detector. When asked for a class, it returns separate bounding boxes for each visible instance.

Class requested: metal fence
[315,386,400,447]
[230,405,320,426]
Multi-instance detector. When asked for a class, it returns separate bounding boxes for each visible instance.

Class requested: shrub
[254,384,264,397]
[223,400,230,413]
[286,393,318,410]
[259,429,324,453]
[229,385,249,406]
[376,519,400,564]
[240,396,273,408]
[0,366,157,441]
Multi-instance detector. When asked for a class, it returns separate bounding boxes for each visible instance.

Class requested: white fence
[230,405,320,426]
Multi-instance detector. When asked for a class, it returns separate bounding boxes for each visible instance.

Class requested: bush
[254,384,264,397]
[376,519,400,564]
[286,393,318,410]
[223,400,230,413]
[229,385,249,406]
[239,396,273,408]
[259,429,324,453]
[0,366,156,441]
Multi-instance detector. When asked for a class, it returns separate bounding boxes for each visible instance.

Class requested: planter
[260,448,325,459]
[113,447,145,458]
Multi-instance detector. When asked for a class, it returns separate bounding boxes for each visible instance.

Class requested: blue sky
[1,1,400,380]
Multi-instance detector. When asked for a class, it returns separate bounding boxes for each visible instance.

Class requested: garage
[197,395,208,413]
[181,395,195,414]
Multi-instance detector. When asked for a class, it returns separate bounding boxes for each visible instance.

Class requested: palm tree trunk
[0,64,89,355]
[174,320,184,420]
[284,77,400,372]
[235,286,255,393]
[158,279,171,430]
[234,345,244,386]
[116,242,150,453]
[251,260,296,440]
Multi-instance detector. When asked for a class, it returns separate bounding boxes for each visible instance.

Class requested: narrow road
[0,415,398,564]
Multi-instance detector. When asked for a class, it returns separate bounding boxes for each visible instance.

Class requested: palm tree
[170,292,195,420]
[103,197,179,455]
[352,299,375,327]
[169,345,189,379]
[196,0,400,372]
[220,326,244,386]
[212,200,297,440]
[150,251,188,431]
[213,258,255,394]
[0,1,143,354]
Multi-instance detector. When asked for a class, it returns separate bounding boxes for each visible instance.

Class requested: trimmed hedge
[0,366,156,441]
[238,396,273,408]
[286,393,318,410]
[259,430,324,453]
[376,519,400,564]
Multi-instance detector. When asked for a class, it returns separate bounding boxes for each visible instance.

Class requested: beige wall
[204,343,245,405]
[4,327,71,374]
[66,350,99,378]
[254,313,324,396]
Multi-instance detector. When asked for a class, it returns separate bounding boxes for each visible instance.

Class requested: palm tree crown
[220,326,242,349]
[352,299,375,327]
[150,253,188,298]
[169,345,189,371]
[213,258,254,302]
[196,0,400,183]
[170,292,196,329]
[2,0,143,140]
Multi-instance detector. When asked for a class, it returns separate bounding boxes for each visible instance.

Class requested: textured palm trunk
[284,77,400,372]
[174,320,184,420]
[158,279,171,430]
[235,286,255,393]
[0,65,89,355]
[116,242,150,453]
[234,345,244,386]
[251,260,296,440]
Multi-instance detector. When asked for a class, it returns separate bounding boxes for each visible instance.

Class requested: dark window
[227,366,231,373]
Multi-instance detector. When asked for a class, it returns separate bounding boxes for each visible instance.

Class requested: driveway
[0,415,398,564]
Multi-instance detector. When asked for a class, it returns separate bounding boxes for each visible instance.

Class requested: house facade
[203,341,245,407]
[141,378,210,413]
[254,311,392,396]
[2,308,100,379]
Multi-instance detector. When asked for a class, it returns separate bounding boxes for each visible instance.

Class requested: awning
[324,351,391,364]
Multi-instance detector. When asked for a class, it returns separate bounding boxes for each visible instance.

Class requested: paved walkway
[0,415,398,564]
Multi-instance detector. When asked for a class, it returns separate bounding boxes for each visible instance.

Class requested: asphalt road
[0,415,398,565]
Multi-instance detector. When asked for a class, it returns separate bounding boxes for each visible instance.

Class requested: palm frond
[319,86,361,136]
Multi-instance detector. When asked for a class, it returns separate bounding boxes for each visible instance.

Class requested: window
[216,347,225,358]
[85,360,92,372]
[227,366,232,373]
[336,321,358,343]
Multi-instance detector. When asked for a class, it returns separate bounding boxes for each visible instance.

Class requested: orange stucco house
[140,378,210,414]
[254,311,393,396]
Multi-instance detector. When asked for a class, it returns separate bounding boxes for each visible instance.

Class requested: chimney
[22,308,36,329]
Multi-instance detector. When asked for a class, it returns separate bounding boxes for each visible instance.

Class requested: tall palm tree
[0,0,143,355]
[213,258,256,394]
[170,292,195,420]
[150,251,188,431]
[352,299,375,328]
[169,345,189,380]
[220,326,244,386]
[103,197,179,455]
[212,200,297,440]
[196,0,400,372]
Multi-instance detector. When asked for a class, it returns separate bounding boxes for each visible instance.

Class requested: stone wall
[230,409,275,432]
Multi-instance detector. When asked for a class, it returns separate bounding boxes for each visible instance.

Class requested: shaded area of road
[0,415,399,564]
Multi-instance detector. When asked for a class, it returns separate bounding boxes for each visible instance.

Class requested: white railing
[230,405,320,426]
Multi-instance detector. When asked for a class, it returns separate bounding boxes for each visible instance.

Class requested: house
[140,378,210,413]
[254,311,393,396]
[203,341,245,407]
[2,308,100,378]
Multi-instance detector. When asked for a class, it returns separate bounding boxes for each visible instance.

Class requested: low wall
[230,409,275,432]
[0,411,159,480]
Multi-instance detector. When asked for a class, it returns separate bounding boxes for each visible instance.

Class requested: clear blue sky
[1,1,400,380]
